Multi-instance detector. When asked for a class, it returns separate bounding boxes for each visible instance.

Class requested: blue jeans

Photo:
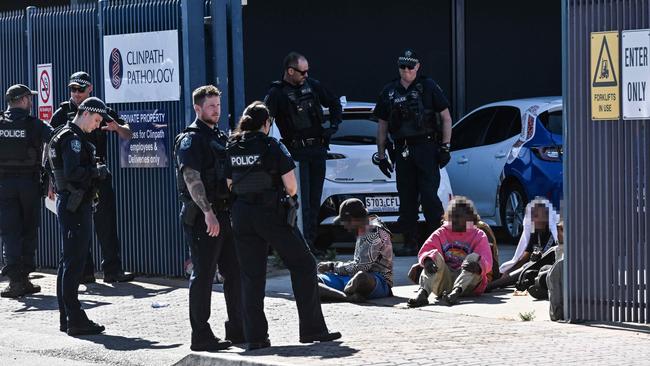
[318,272,392,299]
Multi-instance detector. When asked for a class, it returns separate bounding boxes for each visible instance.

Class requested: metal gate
[1,0,244,277]
[564,0,649,323]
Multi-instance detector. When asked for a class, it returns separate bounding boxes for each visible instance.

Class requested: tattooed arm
[183,167,220,237]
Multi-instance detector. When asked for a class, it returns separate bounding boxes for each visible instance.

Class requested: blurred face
[341,217,369,233]
[79,111,103,133]
[287,58,309,86]
[195,95,221,126]
[557,222,564,244]
[450,204,471,232]
[69,84,92,106]
[532,204,549,230]
[398,62,420,84]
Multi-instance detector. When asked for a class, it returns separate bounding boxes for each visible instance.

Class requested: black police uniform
[51,100,126,279]
[374,76,450,248]
[226,131,333,345]
[264,78,342,251]
[0,108,53,295]
[174,119,244,347]
[47,121,104,330]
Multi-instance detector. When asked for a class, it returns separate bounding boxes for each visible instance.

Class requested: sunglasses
[289,67,309,76]
[399,64,415,70]
[70,86,87,93]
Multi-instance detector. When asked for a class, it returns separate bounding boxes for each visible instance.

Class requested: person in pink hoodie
[407,196,492,307]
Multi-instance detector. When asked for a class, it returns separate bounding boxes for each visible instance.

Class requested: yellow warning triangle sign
[592,36,618,87]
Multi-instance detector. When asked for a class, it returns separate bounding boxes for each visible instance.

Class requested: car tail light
[327,153,346,160]
[531,146,563,162]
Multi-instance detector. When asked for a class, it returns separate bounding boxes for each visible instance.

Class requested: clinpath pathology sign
[103,30,180,103]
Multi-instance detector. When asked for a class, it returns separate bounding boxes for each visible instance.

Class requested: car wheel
[500,182,527,244]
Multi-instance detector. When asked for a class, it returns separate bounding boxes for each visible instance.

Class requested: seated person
[317,198,393,302]
[407,196,492,307]
[486,197,560,292]
[408,220,500,283]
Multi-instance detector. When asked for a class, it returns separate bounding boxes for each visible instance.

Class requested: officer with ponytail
[226,101,341,351]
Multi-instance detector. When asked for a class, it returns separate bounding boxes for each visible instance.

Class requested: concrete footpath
[1,247,649,366]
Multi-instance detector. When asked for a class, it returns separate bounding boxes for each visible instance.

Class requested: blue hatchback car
[446,97,563,242]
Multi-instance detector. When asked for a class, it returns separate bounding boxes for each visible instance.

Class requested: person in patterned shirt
[316,198,393,302]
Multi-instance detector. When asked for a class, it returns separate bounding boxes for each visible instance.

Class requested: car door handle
[495,152,507,159]
[457,156,469,164]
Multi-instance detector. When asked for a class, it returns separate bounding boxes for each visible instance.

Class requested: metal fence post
[211,0,230,131]
[181,0,207,127]
[25,6,36,90]
[227,0,245,125]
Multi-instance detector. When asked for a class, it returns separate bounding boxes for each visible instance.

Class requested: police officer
[50,71,135,283]
[226,101,340,351]
[174,85,243,351]
[374,50,453,256]
[0,84,53,298]
[264,52,342,255]
[47,97,111,335]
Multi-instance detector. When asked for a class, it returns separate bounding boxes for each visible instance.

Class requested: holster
[181,201,201,226]
[65,184,86,213]
[280,195,298,227]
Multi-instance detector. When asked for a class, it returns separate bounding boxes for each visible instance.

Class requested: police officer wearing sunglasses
[50,71,135,284]
[374,49,453,256]
[264,52,342,256]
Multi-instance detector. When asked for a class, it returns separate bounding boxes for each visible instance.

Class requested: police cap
[333,198,368,225]
[397,49,419,67]
[4,84,37,103]
[68,71,92,88]
[78,97,113,122]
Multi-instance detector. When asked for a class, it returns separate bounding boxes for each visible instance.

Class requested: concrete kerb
[173,353,296,366]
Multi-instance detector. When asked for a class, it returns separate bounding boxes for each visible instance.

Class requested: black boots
[407,288,429,308]
[440,287,463,306]
[1,276,41,298]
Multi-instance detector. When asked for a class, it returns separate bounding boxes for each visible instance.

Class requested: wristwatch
[441,143,451,151]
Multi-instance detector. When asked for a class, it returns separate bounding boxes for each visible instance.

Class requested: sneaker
[406,288,429,308]
[190,337,232,352]
[299,331,342,344]
[246,338,271,351]
[440,287,462,307]
[67,320,105,336]
[1,280,27,298]
[103,272,135,283]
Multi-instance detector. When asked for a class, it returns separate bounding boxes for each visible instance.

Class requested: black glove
[92,164,110,180]
[322,127,337,139]
[378,157,393,178]
[423,258,438,275]
[438,144,451,168]
[461,260,482,274]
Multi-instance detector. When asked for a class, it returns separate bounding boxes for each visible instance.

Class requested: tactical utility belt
[394,133,437,147]
[234,191,278,205]
[287,137,325,148]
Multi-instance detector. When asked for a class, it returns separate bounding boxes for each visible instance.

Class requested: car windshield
[328,112,377,145]
[538,110,563,135]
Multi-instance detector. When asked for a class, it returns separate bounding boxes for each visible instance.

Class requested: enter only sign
[622,29,650,120]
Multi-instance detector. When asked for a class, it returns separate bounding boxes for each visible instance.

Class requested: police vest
[387,80,436,139]
[173,127,230,205]
[47,125,95,191]
[0,113,40,171]
[227,134,278,196]
[276,80,324,135]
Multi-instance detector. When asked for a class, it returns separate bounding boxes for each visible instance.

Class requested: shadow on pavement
[13,294,110,313]
[79,281,176,299]
[242,341,358,359]
[71,333,183,351]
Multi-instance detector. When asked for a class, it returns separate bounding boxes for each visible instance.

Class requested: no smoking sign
[37,63,53,122]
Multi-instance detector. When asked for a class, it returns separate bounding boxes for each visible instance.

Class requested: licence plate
[365,196,400,213]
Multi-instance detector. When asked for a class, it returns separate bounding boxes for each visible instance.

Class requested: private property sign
[103,30,180,103]
[622,29,650,119]
[591,31,620,120]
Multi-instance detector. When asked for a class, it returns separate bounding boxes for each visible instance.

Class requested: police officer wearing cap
[0,84,53,298]
[226,101,340,351]
[47,97,112,335]
[173,85,243,351]
[264,52,343,255]
[50,71,135,284]
[374,49,453,256]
